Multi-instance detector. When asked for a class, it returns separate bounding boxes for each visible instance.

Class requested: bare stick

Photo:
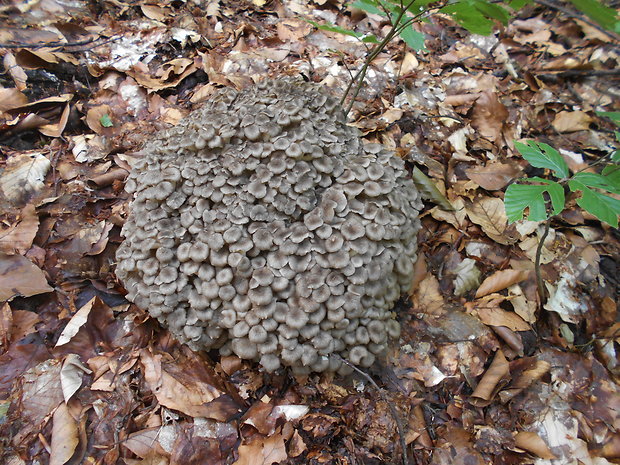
[334,355,413,465]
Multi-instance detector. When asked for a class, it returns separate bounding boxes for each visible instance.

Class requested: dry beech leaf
[0,252,52,301]
[474,299,531,332]
[0,88,28,112]
[55,298,96,347]
[233,427,290,465]
[11,309,40,342]
[499,358,550,402]
[552,110,593,133]
[0,204,39,255]
[471,90,509,144]
[85,105,113,135]
[3,52,27,90]
[476,269,530,298]
[465,162,522,191]
[123,426,173,459]
[412,274,445,315]
[140,348,225,419]
[60,354,92,403]
[430,197,467,230]
[471,350,510,404]
[49,403,79,465]
[39,102,71,137]
[465,197,517,245]
[514,431,556,459]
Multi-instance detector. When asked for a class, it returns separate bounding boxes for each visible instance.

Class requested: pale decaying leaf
[0,204,39,255]
[0,252,52,301]
[544,271,587,324]
[476,269,531,298]
[60,354,92,403]
[0,152,50,206]
[453,258,481,296]
[49,403,79,465]
[55,298,96,347]
[466,197,517,245]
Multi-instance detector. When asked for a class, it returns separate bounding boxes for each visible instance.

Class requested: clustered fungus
[116,79,422,374]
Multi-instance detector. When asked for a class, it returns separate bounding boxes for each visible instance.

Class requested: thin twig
[0,36,107,50]
[535,218,551,307]
[334,355,412,465]
[533,0,620,42]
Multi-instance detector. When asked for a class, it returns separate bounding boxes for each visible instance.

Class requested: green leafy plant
[505,138,620,228]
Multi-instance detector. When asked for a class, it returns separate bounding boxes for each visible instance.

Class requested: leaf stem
[535,218,551,308]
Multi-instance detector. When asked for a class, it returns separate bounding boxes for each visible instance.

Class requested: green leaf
[398,24,426,50]
[100,114,113,127]
[567,0,620,33]
[351,0,385,16]
[596,110,620,126]
[568,180,620,227]
[471,0,510,24]
[572,171,620,194]
[602,165,620,188]
[506,0,532,10]
[504,178,565,222]
[515,141,569,179]
[440,2,495,35]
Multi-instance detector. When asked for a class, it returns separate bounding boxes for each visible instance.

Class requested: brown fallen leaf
[10,309,40,342]
[552,110,593,133]
[471,295,531,331]
[0,88,28,112]
[471,350,510,405]
[411,274,445,315]
[465,162,522,191]
[470,91,509,144]
[0,252,53,301]
[49,402,79,465]
[500,358,550,402]
[140,348,232,420]
[0,204,39,254]
[233,427,290,465]
[514,431,556,459]
[476,269,531,298]
[465,197,518,245]
[39,101,71,137]
[3,52,27,90]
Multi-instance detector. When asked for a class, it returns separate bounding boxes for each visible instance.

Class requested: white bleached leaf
[453,258,481,296]
[55,298,95,347]
[60,354,92,403]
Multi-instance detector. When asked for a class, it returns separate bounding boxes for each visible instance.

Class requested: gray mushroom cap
[115,78,422,374]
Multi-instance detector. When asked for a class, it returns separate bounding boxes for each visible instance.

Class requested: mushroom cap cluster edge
[115,78,423,375]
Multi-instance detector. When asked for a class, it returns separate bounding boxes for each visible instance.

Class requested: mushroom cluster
[115,79,422,374]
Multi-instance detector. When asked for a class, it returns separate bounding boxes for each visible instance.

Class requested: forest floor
[0,0,619,464]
